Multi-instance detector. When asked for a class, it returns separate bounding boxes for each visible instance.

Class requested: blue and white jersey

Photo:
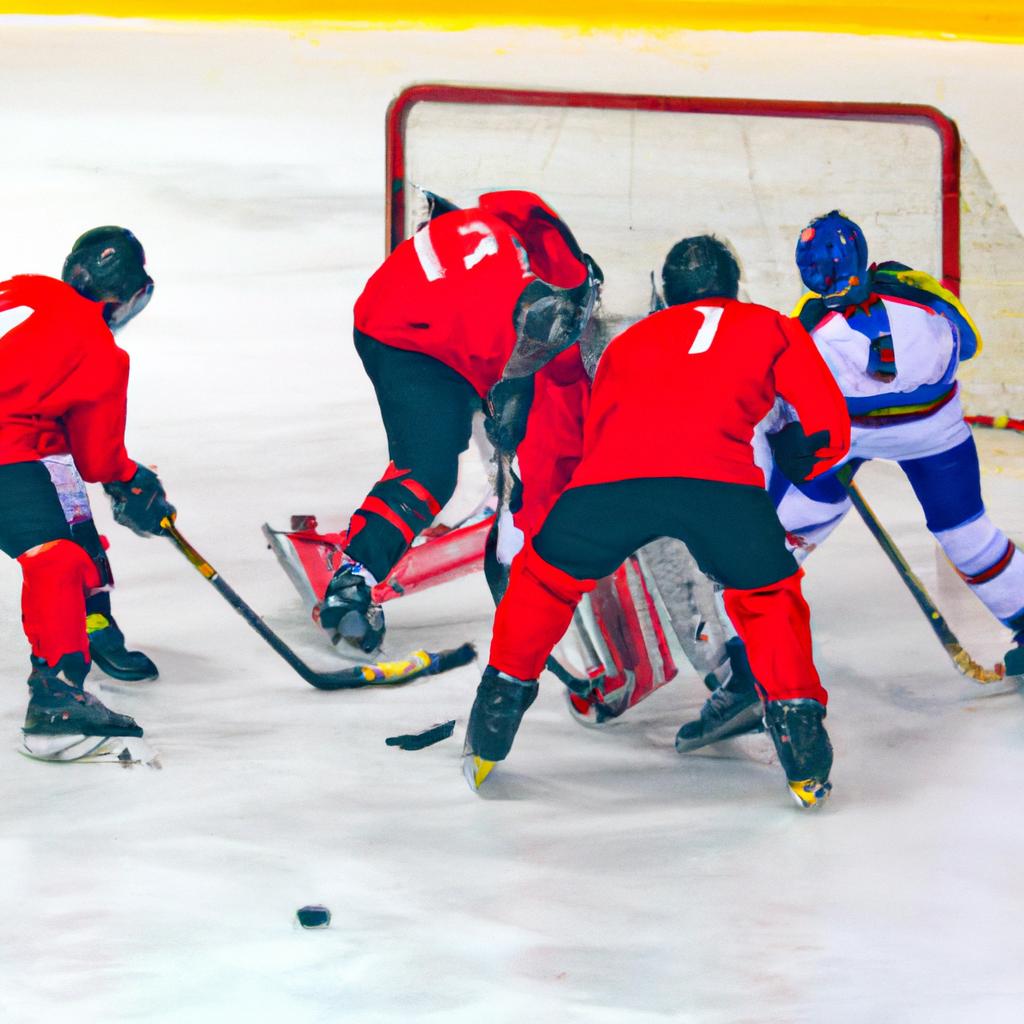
[794,263,981,417]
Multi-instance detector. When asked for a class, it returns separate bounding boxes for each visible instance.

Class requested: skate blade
[20,733,161,768]
[674,702,765,753]
[788,777,832,808]
[463,754,496,791]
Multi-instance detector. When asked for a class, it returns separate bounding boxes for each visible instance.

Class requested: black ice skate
[21,654,156,766]
[763,698,833,808]
[87,613,159,682]
[675,638,764,752]
[1003,628,1024,678]
[463,666,538,790]
[317,564,385,655]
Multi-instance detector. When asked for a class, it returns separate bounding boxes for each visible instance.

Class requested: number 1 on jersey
[688,305,724,354]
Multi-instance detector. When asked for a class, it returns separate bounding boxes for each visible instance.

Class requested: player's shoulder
[790,292,830,332]
[871,262,944,309]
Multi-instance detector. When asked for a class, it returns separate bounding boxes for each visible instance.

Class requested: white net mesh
[397,94,1022,415]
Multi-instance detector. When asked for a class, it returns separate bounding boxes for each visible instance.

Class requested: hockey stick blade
[162,518,476,690]
[839,477,1005,684]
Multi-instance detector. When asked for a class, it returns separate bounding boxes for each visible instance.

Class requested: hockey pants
[0,461,104,666]
[489,478,828,705]
[344,330,481,583]
[774,434,1024,634]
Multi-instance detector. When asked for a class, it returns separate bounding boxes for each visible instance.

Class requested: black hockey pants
[534,477,798,589]
[344,330,482,582]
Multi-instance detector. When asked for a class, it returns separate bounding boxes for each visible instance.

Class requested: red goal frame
[385,84,962,292]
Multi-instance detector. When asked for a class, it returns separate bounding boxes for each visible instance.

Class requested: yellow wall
[3,1,1024,44]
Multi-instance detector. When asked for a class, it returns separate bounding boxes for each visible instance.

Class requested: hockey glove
[104,464,176,537]
[767,423,832,484]
[485,375,536,452]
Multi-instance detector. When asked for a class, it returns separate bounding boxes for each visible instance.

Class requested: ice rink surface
[1,19,1023,1023]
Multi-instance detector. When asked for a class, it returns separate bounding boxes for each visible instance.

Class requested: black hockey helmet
[661,235,740,306]
[62,226,154,329]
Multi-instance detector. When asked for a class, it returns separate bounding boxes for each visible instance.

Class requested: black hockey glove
[485,375,536,452]
[104,463,176,537]
[767,423,832,484]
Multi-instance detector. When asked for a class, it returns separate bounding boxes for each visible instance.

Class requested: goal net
[386,85,1022,418]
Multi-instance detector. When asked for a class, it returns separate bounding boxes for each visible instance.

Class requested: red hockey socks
[489,541,597,681]
[17,539,101,666]
[723,569,828,705]
[345,461,444,583]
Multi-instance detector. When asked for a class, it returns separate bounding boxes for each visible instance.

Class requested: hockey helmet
[62,226,154,329]
[661,235,740,306]
[795,210,869,309]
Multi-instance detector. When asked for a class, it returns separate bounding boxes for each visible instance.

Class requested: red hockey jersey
[515,345,590,537]
[354,191,587,398]
[0,275,137,483]
[568,299,850,491]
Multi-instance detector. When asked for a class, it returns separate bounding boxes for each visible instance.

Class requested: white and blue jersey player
[772,209,1024,676]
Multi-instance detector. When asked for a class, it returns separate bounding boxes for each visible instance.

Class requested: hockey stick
[837,474,1005,684]
[161,518,475,691]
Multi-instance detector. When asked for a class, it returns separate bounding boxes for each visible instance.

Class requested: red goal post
[384,85,1019,424]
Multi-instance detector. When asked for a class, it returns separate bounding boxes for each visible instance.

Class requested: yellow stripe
[85,612,111,634]
[3,2,1024,43]
[858,389,955,419]
[887,268,985,356]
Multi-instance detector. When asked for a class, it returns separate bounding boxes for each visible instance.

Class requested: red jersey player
[0,227,175,763]
[316,190,598,654]
[463,235,851,808]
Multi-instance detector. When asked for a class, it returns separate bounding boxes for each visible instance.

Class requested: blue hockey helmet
[795,210,870,309]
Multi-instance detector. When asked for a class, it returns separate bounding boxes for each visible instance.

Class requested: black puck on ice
[296,905,331,929]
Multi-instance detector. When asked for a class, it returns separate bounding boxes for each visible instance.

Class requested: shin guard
[723,569,827,705]
[17,539,101,666]
[489,541,597,682]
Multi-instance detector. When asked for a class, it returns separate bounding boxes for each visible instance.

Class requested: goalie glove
[103,463,176,537]
[767,422,832,484]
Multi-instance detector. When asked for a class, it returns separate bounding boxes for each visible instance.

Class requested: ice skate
[87,613,159,682]
[763,698,833,808]
[316,563,385,655]
[20,654,156,766]
[675,639,764,752]
[462,666,538,791]
[1003,632,1024,679]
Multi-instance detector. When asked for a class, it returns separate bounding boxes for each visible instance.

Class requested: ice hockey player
[778,211,1024,674]
[462,235,852,807]
[42,454,159,682]
[679,210,1024,748]
[316,190,599,655]
[0,226,175,762]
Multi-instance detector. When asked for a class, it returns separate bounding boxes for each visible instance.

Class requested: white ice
[1,20,1023,1023]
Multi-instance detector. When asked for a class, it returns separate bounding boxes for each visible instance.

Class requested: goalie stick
[161,518,475,690]
[838,474,1005,684]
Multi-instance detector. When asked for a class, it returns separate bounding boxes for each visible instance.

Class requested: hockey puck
[296,905,331,929]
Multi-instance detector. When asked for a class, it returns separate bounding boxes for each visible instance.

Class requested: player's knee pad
[17,538,102,593]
